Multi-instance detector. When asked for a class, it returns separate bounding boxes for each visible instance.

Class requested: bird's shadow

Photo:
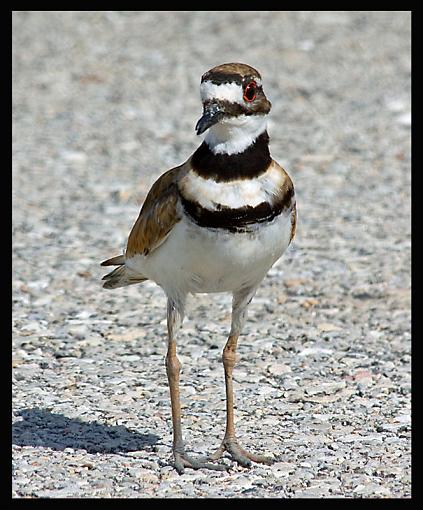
[12,408,160,454]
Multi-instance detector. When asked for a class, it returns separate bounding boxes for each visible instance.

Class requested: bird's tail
[100,254,147,289]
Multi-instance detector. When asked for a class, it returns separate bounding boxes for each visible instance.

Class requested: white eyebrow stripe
[200,81,243,103]
[200,79,262,103]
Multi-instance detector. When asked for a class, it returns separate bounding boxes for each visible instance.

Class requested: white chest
[133,211,292,295]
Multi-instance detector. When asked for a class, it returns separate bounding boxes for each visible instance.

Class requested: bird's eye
[243,81,257,102]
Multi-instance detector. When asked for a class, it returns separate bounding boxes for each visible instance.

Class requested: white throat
[204,114,268,156]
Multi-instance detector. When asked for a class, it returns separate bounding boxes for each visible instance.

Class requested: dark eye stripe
[203,99,251,116]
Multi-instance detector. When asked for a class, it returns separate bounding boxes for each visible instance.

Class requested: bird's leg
[208,286,274,468]
[165,297,227,474]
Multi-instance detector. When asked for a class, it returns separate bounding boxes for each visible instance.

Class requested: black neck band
[191,131,271,183]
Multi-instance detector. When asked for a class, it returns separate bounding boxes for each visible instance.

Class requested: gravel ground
[12,11,411,498]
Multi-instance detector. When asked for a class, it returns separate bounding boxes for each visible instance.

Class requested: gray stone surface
[13,11,411,498]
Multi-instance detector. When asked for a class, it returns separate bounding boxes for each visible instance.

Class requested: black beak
[195,102,225,135]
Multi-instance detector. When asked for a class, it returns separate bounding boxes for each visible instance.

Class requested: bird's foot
[173,446,229,474]
[208,436,274,468]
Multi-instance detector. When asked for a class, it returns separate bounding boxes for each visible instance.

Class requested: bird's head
[195,63,272,155]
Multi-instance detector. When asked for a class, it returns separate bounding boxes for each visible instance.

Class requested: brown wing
[125,166,183,258]
[289,202,297,244]
[268,159,296,245]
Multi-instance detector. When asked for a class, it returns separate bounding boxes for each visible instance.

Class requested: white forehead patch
[200,78,262,105]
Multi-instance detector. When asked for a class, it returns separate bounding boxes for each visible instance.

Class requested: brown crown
[201,62,262,85]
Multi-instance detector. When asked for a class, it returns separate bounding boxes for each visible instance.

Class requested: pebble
[273,462,296,477]
[267,363,292,376]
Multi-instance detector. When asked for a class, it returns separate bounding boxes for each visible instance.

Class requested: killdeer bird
[101,63,297,473]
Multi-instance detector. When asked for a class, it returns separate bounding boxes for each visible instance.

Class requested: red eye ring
[243,81,257,102]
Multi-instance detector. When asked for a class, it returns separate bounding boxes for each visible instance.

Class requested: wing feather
[126,166,183,258]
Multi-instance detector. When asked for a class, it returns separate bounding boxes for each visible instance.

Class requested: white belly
[126,212,292,295]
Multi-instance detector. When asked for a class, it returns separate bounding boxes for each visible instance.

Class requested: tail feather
[100,254,147,289]
[101,254,125,267]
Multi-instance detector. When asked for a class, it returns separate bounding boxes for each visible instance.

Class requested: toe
[224,440,252,467]
[173,454,186,474]
[194,460,228,471]
[173,450,229,473]
[223,438,273,467]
